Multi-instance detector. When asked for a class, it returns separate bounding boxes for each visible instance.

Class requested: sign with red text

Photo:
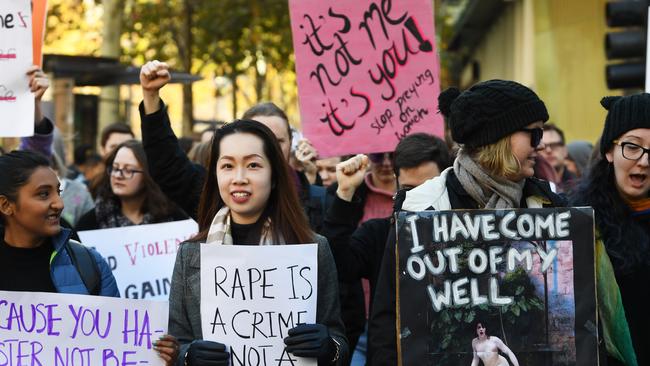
[78,219,198,301]
[0,0,34,137]
[201,244,318,366]
[396,208,598,366]
[289,0,443,157]
[0,290,168,365]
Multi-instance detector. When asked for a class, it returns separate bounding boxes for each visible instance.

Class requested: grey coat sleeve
[168,243,195,366]
[315,235,350,365]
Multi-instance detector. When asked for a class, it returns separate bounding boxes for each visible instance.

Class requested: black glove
[185,340,230,366]
[284,323,336,364]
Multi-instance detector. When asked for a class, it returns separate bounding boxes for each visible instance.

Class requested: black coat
[322,182,374,353]
[321,189,392,355]
[368,170,565,366]
[572,184,650,366]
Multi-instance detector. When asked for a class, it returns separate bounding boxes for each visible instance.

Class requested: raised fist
[140,60,171,93]
[336,154,369,201]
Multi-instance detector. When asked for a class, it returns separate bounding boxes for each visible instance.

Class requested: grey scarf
[453,149,525,209]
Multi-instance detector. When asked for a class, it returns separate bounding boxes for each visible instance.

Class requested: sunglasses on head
[520,128,544,148]
[368,152,394,163]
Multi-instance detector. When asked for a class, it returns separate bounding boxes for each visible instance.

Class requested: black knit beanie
[438,79,549,148]
[599,93,650,156]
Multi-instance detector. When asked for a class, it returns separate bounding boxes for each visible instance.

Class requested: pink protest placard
[289,0,444,157]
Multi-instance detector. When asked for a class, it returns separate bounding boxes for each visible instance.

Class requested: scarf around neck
[625,197,650,217]
[453,149,525,209]
[95,196,153,229]
[206,206,280,245]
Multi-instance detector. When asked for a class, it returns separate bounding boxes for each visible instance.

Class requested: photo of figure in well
[471,321,520,366]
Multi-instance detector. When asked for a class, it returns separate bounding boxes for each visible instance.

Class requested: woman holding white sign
[369,80,566,365]
[160,118,348,364]
[571,94,650,366]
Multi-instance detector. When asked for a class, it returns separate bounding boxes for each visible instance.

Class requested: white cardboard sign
[0,0,34,137]
[78,219,198,301]
[200,244,318,366]
[0,290,168,365]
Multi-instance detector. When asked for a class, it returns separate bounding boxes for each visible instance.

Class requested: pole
[645,6,650,93]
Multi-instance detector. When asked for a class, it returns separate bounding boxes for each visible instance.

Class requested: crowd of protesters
[0,60,647,366]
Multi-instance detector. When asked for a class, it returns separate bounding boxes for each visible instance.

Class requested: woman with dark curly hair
[571,94,650,366]
[76,140,187,230]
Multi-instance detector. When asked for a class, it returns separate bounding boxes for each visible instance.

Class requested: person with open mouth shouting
[571,93,650,366]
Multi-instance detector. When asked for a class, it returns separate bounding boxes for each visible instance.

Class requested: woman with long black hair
[571,94,650,366]
[167,120,348,365]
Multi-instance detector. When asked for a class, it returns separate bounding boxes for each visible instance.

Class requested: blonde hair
[468,136,521,179]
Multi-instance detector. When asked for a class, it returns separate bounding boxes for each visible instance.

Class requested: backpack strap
[66,239,101,296]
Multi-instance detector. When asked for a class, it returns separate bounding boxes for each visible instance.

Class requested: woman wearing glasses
[571,94,650,366]
[76,140,186,231]
[370,79,566,365]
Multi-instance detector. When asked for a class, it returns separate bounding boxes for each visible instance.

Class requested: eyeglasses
[613,140,650,161]
[520,128,544,148]
[107,166,144,179]
[543,141,564,151]
[368,152,394,163]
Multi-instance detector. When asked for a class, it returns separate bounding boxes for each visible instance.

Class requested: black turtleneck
[0,236,57,292]
[231,219,264,245]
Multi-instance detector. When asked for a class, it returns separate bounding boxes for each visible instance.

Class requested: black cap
[438,79,549,148]
[600,93,650,156]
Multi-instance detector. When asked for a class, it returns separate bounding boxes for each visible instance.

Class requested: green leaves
[464,310,475,323]
[515,285,525,295]
[122,0,295,78]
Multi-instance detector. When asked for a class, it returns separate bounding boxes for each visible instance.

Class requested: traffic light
[605,0,649,89]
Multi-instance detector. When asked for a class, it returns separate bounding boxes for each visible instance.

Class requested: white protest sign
[0,290,168,365]
[200,244,318,366]
[78,219,198,301]
[0,0,34,137]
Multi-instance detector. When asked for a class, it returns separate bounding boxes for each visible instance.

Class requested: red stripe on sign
[0,54,17,59]
[0,97,17,101]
